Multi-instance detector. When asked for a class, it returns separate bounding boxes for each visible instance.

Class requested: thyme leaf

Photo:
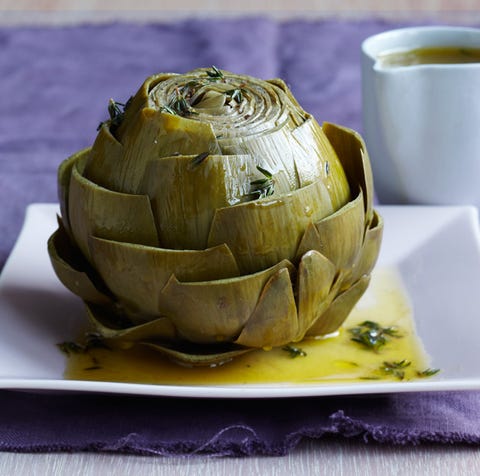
[57,341,84,355]
[380,360,411,380]
[190,151,210,168]
[160,105,178,115]
[249,165,275,199]
[97,97,132,132]
[349,320,401,352]
[57,332,109,356]
[416,368,440,378]
[282,345,307,358]
[225,88,247,104]
[206,65,225,80]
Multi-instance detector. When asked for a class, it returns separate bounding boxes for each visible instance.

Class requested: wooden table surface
[1,438,479,475]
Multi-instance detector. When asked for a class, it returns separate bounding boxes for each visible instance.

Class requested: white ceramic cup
[362,26,480,206]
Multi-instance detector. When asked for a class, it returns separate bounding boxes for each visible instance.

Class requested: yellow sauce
[63,267,431,385]
[378,46,480,67]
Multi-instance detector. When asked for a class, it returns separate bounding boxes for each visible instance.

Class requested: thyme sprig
[416,368,440,378]
[249,165,275,199]
[57,333,107,372]
[97,97,132,132]
[167,88,199,116]
[380,360,411,380]
[206,65,225,81]
[282,345,307,358]
[57,332,109,356]
[190,151,210,168]
[225,88,247,105]
[349,320,401,352]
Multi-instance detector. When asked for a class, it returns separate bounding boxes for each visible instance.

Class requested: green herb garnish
[57,341,84,355]
[97,97,132,131]
[168,89,198,116]
[160,105,179,115]
[57,332,108,356]
[349,320,401,352]
[249,165,275,199]
[190,151,210,167]
[380,360,411,380]
[225,88,246,105]
[206,65,225,80]
[282,345,307,358]
[416,368,440,378]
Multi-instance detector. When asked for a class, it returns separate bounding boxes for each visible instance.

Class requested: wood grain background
[1,0,480,24]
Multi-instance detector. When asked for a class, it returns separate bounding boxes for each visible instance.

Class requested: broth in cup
[378,46,480,67]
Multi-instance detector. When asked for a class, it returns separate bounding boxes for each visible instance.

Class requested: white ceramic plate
[0,204,479,398]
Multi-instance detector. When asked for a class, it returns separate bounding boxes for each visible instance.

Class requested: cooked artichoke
[48,67,383,366]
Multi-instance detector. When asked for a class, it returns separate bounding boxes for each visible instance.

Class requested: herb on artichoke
[48,67,383,366]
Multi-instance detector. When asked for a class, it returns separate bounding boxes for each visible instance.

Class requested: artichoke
[48,67,383,366]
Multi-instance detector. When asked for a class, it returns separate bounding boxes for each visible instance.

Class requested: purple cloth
[1,391,480,454]
[1,18,480,455]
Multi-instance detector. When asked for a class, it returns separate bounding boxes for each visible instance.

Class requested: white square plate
[0,204,479,398]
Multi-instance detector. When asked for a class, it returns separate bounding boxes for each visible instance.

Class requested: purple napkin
[0,390,479,455]
[1,18,480,455]
[0,391,480,456]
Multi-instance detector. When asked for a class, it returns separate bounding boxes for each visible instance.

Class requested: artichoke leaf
[158,259,295,344]
[116,109,221,194]
[141,341,253,367]
[295,250,337,340]
[323,122,374,225]
[292,117,351,203]
[47,226,112,305]
[344,210,384,288]
[85,303,176,344]
[295,190,365,270]
[306,276,371,337]
[58,148,90,236]
[89,236,240,318]
[141,154,256,250]
[68,155,159,260]
[83,124,124,190]
[235,267,298,348]
[208,177,339,274]
[116,73,177,139]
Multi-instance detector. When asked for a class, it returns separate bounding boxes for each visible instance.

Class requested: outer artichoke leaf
[117,109,221,194]
[323,122,374,224]
[83,124,124,191]
[58,148,90,236]
[115,73,177,140]
[141,154,255,250]
[207,177,340,274]
[47,226,112,305]
[158,259,295,344]
[140,341,253,367]
[292,117,351,205]
[68,157,159,259]
[85,302,176,343]
[306,276,371,337]
[235,267,298,348]
[295,190,365,270]
[295,250,337,340]
[345,210,384,288]
[89,236,240,318]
